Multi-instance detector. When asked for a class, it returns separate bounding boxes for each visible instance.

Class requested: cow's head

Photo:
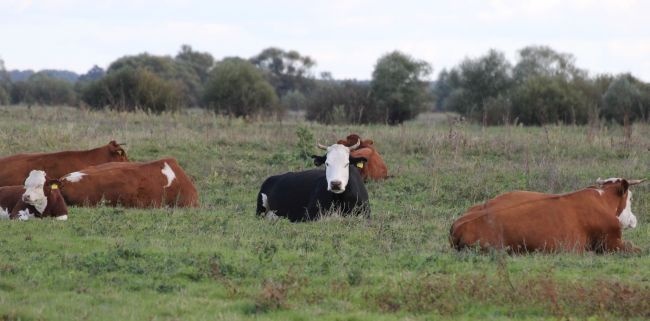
[337,134,374,149]
[108,140,129,162]
[21,170,68,220]
[312,140,367,194]
[596,178,646,229]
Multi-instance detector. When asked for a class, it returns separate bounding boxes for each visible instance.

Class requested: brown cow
[337,134,388,180]
[0,141,128,187]
[59,158,199,208]
[0,170,68,220]
[450,178,644,253]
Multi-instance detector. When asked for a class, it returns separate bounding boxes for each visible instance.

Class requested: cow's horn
[628,179,647,186]
[596,177,606,185]
[348,139,361,151]
[317,143,329,150]
[117,142,127,146]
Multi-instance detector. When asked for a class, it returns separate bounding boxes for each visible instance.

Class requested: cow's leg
[604,235,641,253]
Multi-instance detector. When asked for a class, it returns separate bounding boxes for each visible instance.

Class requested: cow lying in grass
[257,140,370,222]
[0,170,68,220]
[0,141,128,187]
[450,178,645,253]
[60,158,199,208]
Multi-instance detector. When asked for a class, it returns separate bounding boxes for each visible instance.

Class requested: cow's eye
[325,163,329,167]
[345,163,349,167]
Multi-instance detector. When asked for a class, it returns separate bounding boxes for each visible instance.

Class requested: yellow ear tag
[356,162,364,169]
[51,184,59,190]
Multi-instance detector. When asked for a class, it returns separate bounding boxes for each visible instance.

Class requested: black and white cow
[0,170,69,221]
[256,141,370,222]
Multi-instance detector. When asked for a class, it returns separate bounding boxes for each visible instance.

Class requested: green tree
[510,75,589,125]
[305,80,372,124]
[0,58,10,105]
[202,58,278,117]
[509,46,595,126]
[602,74,645,125]
[250,47,316,97]
[175,44,214,82]
[108,52,201,107]
[436,49,512,124]
[82,67,181,113]
[370,51,432,124]
[12,73,76,106]
[513,45,585,81]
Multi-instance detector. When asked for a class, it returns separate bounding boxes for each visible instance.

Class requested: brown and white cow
[0,141,128,187]
[450,178,644,253]
[0,170,69,220]
[59,158,199,208]
[337,134,388,180]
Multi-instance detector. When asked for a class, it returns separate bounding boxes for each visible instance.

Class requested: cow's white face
[619,191,637,229]
[22,170,48,214]
[324,144,352,194]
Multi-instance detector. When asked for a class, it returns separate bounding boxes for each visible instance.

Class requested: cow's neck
[61,146,109,164]
[41,192,66,218]
[587,187,623,216]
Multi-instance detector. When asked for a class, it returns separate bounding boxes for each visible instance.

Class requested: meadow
[0,106,648,321]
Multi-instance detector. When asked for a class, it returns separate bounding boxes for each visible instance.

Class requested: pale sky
[1,0,649,81]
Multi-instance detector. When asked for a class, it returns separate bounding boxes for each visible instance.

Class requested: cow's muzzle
[330,180,344,193]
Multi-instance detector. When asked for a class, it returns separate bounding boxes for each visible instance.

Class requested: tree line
[1,44,649,126]
[434,46,650,126]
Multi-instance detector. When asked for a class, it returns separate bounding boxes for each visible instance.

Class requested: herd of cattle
[0,134,645,254]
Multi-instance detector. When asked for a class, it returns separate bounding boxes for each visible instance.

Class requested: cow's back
[0,151,107,187]
[61,158,199,208]
[451,191,602,253]
[258,170,326,221]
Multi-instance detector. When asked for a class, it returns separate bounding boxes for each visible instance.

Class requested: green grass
[0,106,649,321]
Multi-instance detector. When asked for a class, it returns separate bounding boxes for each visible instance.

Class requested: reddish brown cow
[450,178,644,253]
[337,134,388,180]
[59,158,199,208]
[0,141,128,187]
[0,170,68,220]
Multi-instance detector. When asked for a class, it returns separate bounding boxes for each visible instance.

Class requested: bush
[510,76,589,125]
[11,73,76,106]
[305,80,372,124]
[82,68,182,113]
[202,58,279,117]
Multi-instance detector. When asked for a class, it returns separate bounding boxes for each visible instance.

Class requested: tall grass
[0,106,648,321]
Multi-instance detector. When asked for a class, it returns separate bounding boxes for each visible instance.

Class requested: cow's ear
[363,139,374,146]
[311,155,326,166]
[44,178,61,195]
[350,156,368,169]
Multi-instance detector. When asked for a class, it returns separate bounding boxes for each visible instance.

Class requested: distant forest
[1,44,649,126]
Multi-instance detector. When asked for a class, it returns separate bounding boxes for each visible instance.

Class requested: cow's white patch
[619,191,637,229]
[22,170,47,214]
[64,171,86,183]
[260,193,278,220]
[324,144,352,194]
[595,189,604,196]
[261,193,270,210]
[0,207,9,220]
[161,162,176,188]
[18,209,35,221]
[55,215,68,221]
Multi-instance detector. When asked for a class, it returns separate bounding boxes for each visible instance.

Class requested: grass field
[0,106,649,321]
